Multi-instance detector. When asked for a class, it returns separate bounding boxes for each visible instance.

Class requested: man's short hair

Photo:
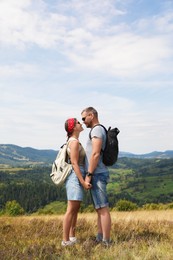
[81,107,98,118]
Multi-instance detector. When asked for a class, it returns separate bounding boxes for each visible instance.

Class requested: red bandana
[67,118,75,133]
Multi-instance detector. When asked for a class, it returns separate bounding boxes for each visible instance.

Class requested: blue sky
[1,0,173,154]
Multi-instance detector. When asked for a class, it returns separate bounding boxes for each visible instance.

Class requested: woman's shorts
[90,171,109,209]
[65,166,85,201]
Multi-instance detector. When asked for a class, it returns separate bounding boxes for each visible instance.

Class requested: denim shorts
[65,166,85,201]
[90,171,109,209]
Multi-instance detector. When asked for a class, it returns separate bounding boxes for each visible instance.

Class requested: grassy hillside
[1,211,173,259]
[109,158,173,205]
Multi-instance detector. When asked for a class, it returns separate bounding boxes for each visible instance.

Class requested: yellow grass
[1,211,173,259]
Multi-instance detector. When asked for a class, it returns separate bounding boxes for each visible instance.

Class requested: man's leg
[97,206,111,241]
[96,212,103,241]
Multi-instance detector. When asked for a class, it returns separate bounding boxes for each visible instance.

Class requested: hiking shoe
[61,240,74,246]
[69,236,77,243]
[96,233,103,242]
[102,239,113,247]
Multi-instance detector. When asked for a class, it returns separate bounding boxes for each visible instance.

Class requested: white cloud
[0,0,68,48]
[0,0,173,79]
[1,84,173,153]
[134,12,173,33]
[66,33,173,78]
[0,63,39,77]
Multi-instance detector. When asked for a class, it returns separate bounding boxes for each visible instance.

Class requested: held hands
[83,180,92,190]
[83,175,92,190]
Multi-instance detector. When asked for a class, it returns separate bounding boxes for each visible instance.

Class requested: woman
[62,118,91,246]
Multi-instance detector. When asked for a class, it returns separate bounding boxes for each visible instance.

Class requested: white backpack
[50,140,72,186]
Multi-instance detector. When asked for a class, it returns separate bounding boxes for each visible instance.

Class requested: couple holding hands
[62,107,111,247]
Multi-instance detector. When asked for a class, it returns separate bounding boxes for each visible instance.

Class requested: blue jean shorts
[65,166,85,201]
[90,171,109,209]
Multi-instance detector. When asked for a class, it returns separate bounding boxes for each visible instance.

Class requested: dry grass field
[1,210,173,260]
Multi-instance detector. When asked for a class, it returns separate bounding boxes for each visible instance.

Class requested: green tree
[5,200,25,216]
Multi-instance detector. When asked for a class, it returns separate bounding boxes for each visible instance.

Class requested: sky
[1,0,173,154]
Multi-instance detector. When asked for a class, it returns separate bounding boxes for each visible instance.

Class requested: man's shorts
[90,171,109,209]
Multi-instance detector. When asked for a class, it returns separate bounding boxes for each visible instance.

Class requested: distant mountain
[0,144,173,166]
[0,144,57,166]
[119,150,173,159]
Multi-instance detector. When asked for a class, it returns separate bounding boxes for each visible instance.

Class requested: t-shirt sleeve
[91,126,104,139]
[91,125,106,150]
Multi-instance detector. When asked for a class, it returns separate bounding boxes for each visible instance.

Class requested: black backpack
[89,124,120,166]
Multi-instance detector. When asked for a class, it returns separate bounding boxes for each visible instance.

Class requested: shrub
[142,203,164,210]
[36,201,67,215]
[5,200,25,216]
[165,202,173,209]
[0,209,4,216]
[81,204,95,213]
[115,199,138,211]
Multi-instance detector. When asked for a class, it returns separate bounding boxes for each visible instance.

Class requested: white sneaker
[61,240,74,246]
[69,236,77,243]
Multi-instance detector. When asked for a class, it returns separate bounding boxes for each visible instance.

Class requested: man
[81,107,111,245]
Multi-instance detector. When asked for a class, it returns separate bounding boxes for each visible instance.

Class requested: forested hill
[120,150,173,159]
[0,144,57,166]
[0,144,173,166]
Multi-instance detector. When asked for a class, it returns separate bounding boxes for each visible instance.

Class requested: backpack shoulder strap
[67,137,78,148]
[89,124,107,139]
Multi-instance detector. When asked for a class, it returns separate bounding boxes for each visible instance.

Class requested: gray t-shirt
[85,125,107,174]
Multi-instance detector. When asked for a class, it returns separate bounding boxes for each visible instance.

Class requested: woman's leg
[62,200,81,241]
[69,206,80,237]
